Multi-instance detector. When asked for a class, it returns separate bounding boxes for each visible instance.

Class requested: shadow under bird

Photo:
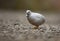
[26,10,46,29]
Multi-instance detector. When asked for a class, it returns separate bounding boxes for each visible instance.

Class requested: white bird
[26,10,46,29]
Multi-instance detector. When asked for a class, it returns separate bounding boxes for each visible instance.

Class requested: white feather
[26,10,46,26]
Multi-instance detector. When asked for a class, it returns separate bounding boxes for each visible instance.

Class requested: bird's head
[26,10,31,17]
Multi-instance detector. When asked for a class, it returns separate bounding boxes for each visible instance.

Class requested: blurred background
[0,0,60,11]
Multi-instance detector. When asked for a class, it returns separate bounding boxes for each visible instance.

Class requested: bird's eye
[27,12,30,15]
[26,12,30,17]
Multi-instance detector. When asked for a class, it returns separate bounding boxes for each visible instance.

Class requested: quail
[26,10,46,29]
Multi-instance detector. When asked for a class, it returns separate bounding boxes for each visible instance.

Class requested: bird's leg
[33,26,39,29]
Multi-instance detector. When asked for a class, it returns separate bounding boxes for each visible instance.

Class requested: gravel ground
[0,10,60,41]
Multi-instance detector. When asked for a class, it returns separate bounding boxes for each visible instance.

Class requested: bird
[26,10,46,29]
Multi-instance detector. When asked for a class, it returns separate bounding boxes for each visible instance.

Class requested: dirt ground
[0,10,60,41]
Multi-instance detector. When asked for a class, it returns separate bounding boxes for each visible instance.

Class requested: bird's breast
[27,15,45,26]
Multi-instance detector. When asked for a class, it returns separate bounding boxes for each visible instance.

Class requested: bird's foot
[32,26,38,29]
